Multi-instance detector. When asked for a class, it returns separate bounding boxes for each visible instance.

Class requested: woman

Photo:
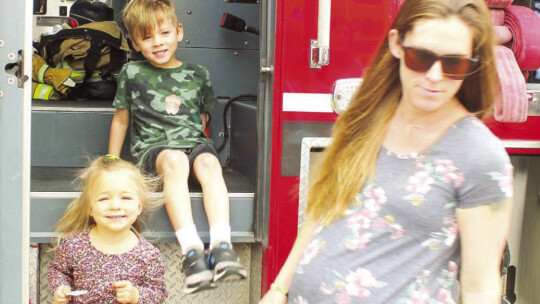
[261,0,513,303]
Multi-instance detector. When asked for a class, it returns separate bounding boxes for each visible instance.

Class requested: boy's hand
[53,285,71,304]
[113,280,140,303]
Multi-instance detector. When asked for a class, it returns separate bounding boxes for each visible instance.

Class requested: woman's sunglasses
[401,45,479,80]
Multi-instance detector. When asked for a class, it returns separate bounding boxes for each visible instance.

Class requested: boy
[108,0,246,294]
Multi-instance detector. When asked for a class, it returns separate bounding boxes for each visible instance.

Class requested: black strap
[36,27,126,80]
[38,28,124,53]
[84,39,103,81]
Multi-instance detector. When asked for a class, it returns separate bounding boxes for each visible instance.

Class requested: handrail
[310,0,331,69]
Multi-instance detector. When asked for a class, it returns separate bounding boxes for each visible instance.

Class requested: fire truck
[1,0,539,303]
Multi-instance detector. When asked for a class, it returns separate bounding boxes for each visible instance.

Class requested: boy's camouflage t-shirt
[113,60,218,163]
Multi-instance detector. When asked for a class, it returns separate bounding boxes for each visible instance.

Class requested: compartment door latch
[4,50,29,88]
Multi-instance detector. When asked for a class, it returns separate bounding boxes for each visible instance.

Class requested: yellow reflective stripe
[37,64,49,83]
[70,71,85,77]
[86,72,103,83]
[33,83,54,100]
[70,71,86,83]
[33,84,44,99]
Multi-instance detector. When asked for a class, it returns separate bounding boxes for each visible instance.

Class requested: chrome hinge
[260,65,274,74]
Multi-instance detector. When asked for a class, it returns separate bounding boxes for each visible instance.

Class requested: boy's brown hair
[123,0,179,43]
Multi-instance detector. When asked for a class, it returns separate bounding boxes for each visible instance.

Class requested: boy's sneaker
[207,242,248,282]
[181,248,215,294]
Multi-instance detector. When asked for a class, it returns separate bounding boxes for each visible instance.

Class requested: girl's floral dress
[49,229,167,303]
[288,116,513,304]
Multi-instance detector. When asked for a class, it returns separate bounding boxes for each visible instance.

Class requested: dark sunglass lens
[441,57,471,77]
[404,48,436,72]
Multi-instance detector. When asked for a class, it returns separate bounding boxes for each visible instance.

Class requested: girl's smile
[89,171,143,235]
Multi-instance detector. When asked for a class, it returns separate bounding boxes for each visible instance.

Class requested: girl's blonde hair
[306,0,497,225]
[123,0,179,42]
[54,156,160,247]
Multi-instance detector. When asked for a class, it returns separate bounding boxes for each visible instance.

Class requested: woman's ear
[388,29,402,59]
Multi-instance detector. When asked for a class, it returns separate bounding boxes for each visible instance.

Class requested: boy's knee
[157,150,189,173]
[194,153,221,172]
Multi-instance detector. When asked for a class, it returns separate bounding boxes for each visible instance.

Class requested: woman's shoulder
[449,115,506,152]
[441,115,510,169]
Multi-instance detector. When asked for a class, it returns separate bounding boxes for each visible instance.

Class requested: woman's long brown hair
[306,0,497,225]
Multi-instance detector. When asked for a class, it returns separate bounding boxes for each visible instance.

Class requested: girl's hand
[113,280,140,304]
[53,285,71,304]
[259,290,288,304]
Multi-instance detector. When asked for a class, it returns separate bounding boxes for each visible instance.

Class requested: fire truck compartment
[29,98,258,243]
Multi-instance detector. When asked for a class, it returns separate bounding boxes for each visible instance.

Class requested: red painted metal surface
[265,0,391,292]
[280,1,389,95]
[484,116,540,155]
[485,116,540,141]
[281,111,338,122]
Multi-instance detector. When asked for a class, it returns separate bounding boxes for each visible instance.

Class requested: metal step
[31,97,231,167]
[32,243,262,304]
[31,167,256,243]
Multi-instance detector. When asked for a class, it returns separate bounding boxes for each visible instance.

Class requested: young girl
[48,156,167,304]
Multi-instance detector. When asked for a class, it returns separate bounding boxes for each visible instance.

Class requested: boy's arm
[201,112,209,127]
[108,108,130,156]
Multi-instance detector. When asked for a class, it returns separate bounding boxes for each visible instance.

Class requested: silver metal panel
[230,100,258,183]
[502,140,540,149]
[298,137,331,225]
[255,0,276,245]
[281,121,334,176]
[249,242,263,303]
[0,0,32,302]
[39,243,256,303]
[30,245,39,304]
[30,195,255,243]
[31,97,231,167]
[513,156,540,303]
[526,83,540,116]
[31,99,116,112]
[175,0,259,50]
[178,48,260,98]
[208,97,230,165]
[31,111,114,167]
